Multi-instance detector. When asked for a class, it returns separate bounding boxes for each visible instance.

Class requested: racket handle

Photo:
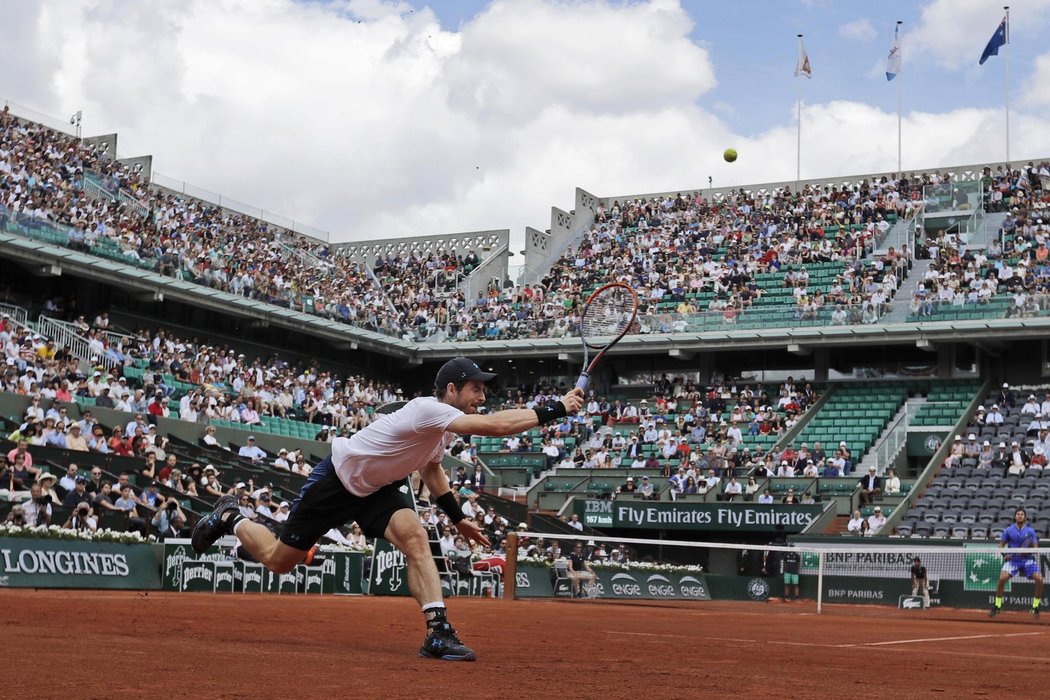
[575,373,589,391]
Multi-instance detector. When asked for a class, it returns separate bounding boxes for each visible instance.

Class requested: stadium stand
[5,100,1050,552]
[9,103,1047,345]
[895,384,1050,540]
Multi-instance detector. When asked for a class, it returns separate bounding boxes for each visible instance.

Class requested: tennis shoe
[1032,608,1040,618]
[419,622,476,661]
[191,495,239,554]
[989,606,1000,618]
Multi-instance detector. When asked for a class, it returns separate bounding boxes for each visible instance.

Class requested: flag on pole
[795,37,812,78]
[886,24,902,81]
[979,15,1008,65]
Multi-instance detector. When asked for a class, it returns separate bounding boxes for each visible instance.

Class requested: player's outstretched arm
[446,388,584,437]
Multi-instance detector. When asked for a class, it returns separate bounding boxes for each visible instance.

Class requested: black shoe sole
[419,650,477,661]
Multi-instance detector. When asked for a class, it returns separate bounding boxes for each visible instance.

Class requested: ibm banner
[0,538,161,589]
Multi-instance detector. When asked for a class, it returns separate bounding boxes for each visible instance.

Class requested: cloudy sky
[2,0,1050,249]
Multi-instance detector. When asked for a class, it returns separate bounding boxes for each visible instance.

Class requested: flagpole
[1004,6,1010,165]
[796,33,802,190]
[896,20,903,174]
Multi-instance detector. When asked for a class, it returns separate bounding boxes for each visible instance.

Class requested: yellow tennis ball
[723,148,738,163]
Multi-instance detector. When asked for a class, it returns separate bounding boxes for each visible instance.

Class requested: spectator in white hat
[996,383,1015,408]
[985,405,1004,425]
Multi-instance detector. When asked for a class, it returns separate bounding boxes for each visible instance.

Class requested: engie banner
[575,500,820,531]
[514,563,711,601]
[0,538,161,589]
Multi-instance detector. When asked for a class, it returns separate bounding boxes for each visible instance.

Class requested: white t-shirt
[330,397,463,497]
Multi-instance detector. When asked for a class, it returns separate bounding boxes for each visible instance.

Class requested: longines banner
[0,538,161,589]
[575,500,821,532]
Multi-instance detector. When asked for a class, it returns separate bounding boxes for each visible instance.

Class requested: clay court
[5,590,1046,698]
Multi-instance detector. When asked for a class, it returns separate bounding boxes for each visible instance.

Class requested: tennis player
[192,357,585,660]
[990,507,1043,617]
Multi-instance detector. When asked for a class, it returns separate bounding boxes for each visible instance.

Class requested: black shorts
[279,456,414,551]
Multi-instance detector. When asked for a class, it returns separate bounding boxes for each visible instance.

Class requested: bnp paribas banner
[798,547,1050,610]
[575,499,821,532]
[0,538,161,589]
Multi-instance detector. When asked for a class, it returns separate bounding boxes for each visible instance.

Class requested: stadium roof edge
[590,156,1048,206]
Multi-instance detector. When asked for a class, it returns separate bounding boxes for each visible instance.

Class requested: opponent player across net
[990,507,1044,618]
[191,357,584,660]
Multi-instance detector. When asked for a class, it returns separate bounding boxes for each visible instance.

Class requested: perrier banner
[370,537,410,595]
[163,538,366,594]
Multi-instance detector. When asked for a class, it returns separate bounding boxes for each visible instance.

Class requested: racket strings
[581,288,634,339]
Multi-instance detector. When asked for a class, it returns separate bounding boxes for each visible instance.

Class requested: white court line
[612,630,1046,650]
[843,631,1045,648]
[611,631,840,648]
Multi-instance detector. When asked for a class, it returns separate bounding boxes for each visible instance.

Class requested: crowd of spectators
[910,165,1049,318]
[473,375,856,503]
[1,300,403,437]
[944,384,1050,474]
[16,105,1031,345]
[6,107,1050,344]
[0,106,400,333]
[446,176,921,340]
[911,184,1050,319]
[0,300,415,538]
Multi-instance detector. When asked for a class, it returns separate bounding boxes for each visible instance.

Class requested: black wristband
[534,401,568,426]
[436,491,465,525]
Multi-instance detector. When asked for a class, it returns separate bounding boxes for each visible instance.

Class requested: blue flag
[979,16,1008,65]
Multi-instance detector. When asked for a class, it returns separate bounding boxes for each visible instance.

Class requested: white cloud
[1023,52,1050,105]
[910,0,1050,69]
[0,0,1048,254]
[838,18,877,42]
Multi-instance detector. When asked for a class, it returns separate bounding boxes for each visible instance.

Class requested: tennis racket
[574,282,639,391]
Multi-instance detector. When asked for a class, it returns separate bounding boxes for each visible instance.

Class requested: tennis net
[504,531,1048,621]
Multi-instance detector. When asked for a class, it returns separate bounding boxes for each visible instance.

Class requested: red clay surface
[4,590,1047,699]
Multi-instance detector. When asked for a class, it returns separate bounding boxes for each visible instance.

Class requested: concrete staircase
[857,396,925,475]
[879,259,933,324]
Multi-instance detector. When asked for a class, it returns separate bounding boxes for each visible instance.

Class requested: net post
[816,550,825,615]
[504,532,518,601]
